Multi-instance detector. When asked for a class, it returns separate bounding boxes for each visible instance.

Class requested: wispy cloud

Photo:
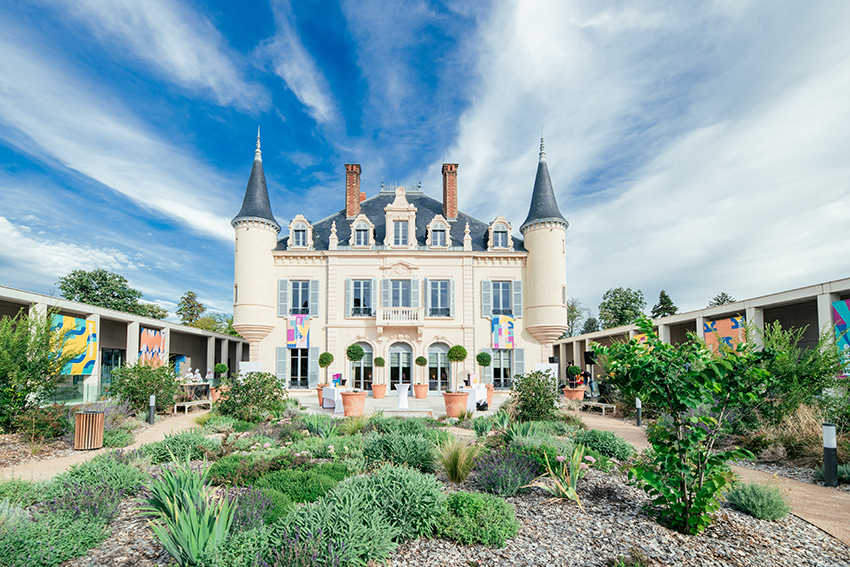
[0,29,237,241]
[263,0,337,124]
[46,0,269,110]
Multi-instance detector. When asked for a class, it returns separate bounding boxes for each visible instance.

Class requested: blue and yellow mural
[51,315,97,375]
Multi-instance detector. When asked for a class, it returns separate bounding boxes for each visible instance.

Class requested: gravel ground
[733,459,850,494]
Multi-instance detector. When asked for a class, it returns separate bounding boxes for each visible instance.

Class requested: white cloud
[46,0,268,110]
[0,31,236,241]
[264,0,337,124]
[437,0,850,313]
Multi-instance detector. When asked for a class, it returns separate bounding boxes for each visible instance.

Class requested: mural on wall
[140,327,167,366]
[633,332,648,344]
[287,314,310,349]
[704,316,746,352]
[832,300,850,377]
[51,315,97,375]
[491,315,515,349]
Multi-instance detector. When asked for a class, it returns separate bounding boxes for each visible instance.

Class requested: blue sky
[1,0,849,322]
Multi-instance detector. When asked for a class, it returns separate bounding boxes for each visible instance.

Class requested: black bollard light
[636,397,642,428]
[823,422,838,487]
[149,394,156,425]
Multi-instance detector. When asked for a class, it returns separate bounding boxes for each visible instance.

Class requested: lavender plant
[474,451,539,497]
[227,487,274,532]
[40,481,125,524]
[256,527,345,567]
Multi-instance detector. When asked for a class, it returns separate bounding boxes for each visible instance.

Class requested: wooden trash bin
[74,410,105,450]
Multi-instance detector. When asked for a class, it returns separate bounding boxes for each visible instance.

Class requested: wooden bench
[582,401,616,416]
[174,400,212,414]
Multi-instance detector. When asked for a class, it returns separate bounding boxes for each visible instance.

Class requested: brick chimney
[345,164,362,218]
[442,163,458,220]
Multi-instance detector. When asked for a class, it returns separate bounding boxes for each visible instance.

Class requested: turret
[232,130,280,363]
[520,138,569,349]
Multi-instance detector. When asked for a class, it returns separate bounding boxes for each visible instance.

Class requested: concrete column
[126,321,140,364]
[84,313,101,403]
[658,323,671,344]
[696,317,706,341]
[219,338,230,368]
[162,327,171,364]
[206,336,216,374]
[235,341,244,364]
[817,293,840,333]
[30,302,48,316]
[572,341,583,369]
[746,307,765,347]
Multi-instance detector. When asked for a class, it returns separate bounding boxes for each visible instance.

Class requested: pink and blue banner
[491,315,514,349]
[287,315,310,349]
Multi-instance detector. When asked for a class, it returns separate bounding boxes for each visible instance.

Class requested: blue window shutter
[308,347,319,388]
[371,278,377,316]
[481,280,492,318]
[278,280,289,317]
[309,280,319,318]
[345,278,351,318]
[513,348,525,377]
[276,347,288,384]
[513,280,523,318]
[382,278,390,308]
[483,348,492,384]
[450,279,455,318]
[411,279,419,309]
[423,278,430,311]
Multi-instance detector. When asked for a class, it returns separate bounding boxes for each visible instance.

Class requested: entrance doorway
[389,343,412,392]
[428,343,450,391]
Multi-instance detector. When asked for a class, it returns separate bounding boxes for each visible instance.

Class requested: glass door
[389,343,412,391]
[428,344,450,391]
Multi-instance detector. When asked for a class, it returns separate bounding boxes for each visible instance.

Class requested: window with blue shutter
[481,280,492,318]
[309,280,319,318]
[276,347,288,384]
[512,280,523,318]
[278,279,289,317]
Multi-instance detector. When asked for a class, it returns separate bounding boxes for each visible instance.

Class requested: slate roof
[232,143,280,231]
[274,190,526,252]
[520,141,568,233]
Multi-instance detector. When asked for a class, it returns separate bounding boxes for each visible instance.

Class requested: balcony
[377,307,423,327]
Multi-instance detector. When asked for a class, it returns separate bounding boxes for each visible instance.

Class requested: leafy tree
[176,291,205,324]
[598,288,646,329]
[58,269,143,312]
[109,361,180,413]
[708,292,736,308]
[135,303,169,320]
[565,298,588,337]
[187,313,240,336]
[594,317,774,534]
[0,309,82,431]
[650,290,678,319]
[580,317,600,335]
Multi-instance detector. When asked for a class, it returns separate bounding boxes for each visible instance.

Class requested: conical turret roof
[231,130,280,231]
[520,138,568,233]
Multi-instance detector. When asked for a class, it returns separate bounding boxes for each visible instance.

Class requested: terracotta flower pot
[316,386,325,406]
[372,384,387,399]
[413,384,429,399]
[341,391,367,416]
[443,391,470,418]
[211,385,228,403]
[485,384,494,406]
[563,386,586,400]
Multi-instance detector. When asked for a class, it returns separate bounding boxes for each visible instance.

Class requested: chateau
[231,135,568,392]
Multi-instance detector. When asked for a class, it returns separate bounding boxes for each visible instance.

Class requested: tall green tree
[176,291,206,324]
[598,287,646,329]
[565,297,588,337]
[0,309,82,431]
[651,290,678,319]
[135,303,169,320]
[707,292,736,307]
[581,317,600,334]
[56,269,167,319]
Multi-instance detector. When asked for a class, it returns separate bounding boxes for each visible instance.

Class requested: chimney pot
[442,163,458,219]
[345,164,362,218]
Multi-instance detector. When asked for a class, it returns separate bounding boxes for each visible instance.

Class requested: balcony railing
[350,307,374,317]
[492,308,513,316]
[377,307,423,326]
[428,307,451,317]
[289,307,309,315]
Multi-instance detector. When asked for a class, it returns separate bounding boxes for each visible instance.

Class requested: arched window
[428,343,450,391]
[389,343,412,390]
[293,223,307,247]
[350,342,373,391]
[494,225,508,248]
[432,224,446,247]
[354,222,369,246]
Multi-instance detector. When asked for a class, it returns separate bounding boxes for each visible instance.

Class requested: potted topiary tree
[317,352,334,406]
[212,363,229,402]
[444,345,469,417]
[341,344,367,414]
[372,356,387,399]
[564,364,585,400]
[414,356,429,399]
[476,351,494,405]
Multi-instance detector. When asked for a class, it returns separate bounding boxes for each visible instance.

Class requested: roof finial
[539,136,546,162]
[255,127,262,161]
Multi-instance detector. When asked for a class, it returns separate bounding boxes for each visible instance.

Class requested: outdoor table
[460,386,487,412]
[322,386,350,414]
[396,383,410,409]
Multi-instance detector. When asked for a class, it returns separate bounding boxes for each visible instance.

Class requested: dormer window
[287,215,314,250]
[294,225,307,247]
[393,221,408,246]
[432,225,446,247]
[355,223,369,246]
[425,215,452,249]
[487,216,513,251]
[349,214,375,249]
[383,186,417,249]
[494,226,508,248]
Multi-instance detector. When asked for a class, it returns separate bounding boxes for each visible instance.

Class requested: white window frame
[391,279,412,307]
[393,220,408,246]
[352,279,372,316]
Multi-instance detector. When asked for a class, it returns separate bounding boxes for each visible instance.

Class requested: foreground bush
[217,371,287,423]
[362,430,436,472]
[436,491,520,547]
[474,451,539,497]
[726,482,791,520]
[438,438,481,484]
[0,509,109,567]
[255,469,338,503]
[509,433,573,474]
[52,452,149,495]
[141,429,220,464]
[510,370,560,422]
[109,361,180,413]
[573,429,635,460]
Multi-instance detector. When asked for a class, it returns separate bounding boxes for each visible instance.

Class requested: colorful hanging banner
[51,315,97,375]
[140,327,167,367]
[704,316,746,352]
[832,300,850,377]
[491,315,514,349]
[287,314,310,349]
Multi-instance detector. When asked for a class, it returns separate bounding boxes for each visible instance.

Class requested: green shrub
[340,414,367,435]
[142,429,220,464]
[255,469,338,503]
[14,404,69,443]
[328,463,444,542]
[535,420,579,437]
[438,438,481,484]
[504,421,543,444]
[581,446,614,472]
[0,500,28,534]
[510,370,559,422]
[290,434,361,460]
[0,479,44,506]
[0,511,108,566]
[302,413,341,438]
[726,482,791,520]
[217,371,287,423]
[815,463,850,483]
[509,434,574,474]
[573,429,635,460]
[263,489,294,524]
[110,361,180,413]
[203,414,256,433]
[472,416,493,438]
[362,430,436,472]
[103,428,134,448]
[200,526,271,567]
[52,452,149,495]
[208,451,301,486]
[436,491,520,547]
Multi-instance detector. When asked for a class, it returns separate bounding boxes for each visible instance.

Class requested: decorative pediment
[287,214,314,250]
[487,216,513,251]
[425,214,452,249]
[380,260,418,276]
